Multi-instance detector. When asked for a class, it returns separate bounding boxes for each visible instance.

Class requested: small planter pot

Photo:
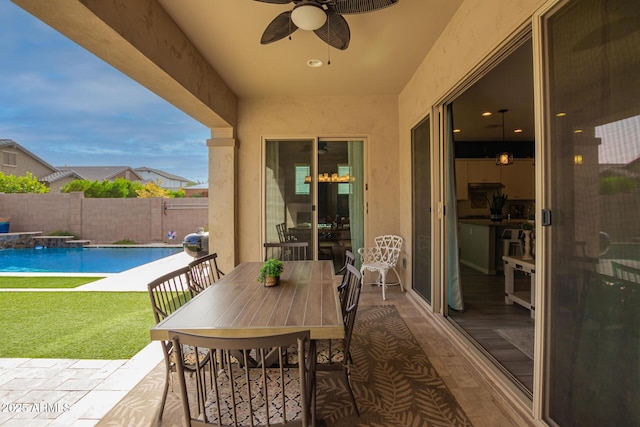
[490,213,503,222]
[0,217,9,233]
[264,276,280,287]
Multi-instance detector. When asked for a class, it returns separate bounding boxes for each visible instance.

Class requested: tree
[0,172,49,193]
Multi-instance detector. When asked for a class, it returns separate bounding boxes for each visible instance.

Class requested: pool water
[0,247,182,273]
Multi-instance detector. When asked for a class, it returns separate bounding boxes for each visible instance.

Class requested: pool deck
[0,252,193,426]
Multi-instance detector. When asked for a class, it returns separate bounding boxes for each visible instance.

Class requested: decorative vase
[490,213,503,222]
[522,230,534,260]
[264,275,279,287]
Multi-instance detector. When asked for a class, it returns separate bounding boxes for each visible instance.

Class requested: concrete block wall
[0,193,207,244]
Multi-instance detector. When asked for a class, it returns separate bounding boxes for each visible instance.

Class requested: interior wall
[398,0,546,290]
[237,95,399,262]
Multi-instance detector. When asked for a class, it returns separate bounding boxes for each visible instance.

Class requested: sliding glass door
[412,117,432,303]
[264,138,364,269]
[542,0,639,425]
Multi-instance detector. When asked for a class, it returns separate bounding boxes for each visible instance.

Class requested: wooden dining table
[150,260,344,341]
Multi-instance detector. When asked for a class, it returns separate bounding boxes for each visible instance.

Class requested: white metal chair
[358,235,404,300]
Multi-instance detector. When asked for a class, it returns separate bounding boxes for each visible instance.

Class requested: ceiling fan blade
[253,0,294,4]
[333,0,399,14]
[314,9,350,50]
[261,11,299,45]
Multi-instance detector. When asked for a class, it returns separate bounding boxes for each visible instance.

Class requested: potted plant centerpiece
[485,190,508,222]
[258,258,284,287]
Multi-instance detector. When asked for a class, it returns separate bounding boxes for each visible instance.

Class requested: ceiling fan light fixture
[291,2,327,31]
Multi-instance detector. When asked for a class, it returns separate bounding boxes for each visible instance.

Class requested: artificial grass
[0,292,155,359]
[0,276,103,289]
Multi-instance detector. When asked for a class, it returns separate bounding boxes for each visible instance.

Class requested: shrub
[0,172,49,194]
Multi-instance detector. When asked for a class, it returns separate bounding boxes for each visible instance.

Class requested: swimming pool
[0,247,182,273]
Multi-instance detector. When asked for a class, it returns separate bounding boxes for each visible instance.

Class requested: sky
[0,2,210,184]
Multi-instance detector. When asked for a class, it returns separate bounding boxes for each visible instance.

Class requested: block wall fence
[0,192,208,244]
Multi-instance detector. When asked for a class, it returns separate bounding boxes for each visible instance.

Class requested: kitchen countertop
[458,218,528,227]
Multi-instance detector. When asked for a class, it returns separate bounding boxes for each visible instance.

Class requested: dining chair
[315,264,362,416]
[611,261,640,284]
[170,329,315,427]
[264,241,309,261]
[187,252,225,294]
[147,266,208,422]
[336,250,356,315]
[358,234,404,300]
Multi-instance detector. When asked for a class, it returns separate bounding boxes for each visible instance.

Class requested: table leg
[504,262,515,305]
[530,272,535,319]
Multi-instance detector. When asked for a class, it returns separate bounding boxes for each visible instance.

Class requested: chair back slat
[264,241,309,261]
[147,266,194,324]
[343,264,363,355]
[188,252,224,294]
[170,330,313,427]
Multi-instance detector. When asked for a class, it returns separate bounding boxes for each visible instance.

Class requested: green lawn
[0,276,103,289]
[0,292,155,359]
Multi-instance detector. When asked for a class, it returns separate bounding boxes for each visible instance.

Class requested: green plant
[112,239,137,245]
[0,171,49,194]
[257,258,284,282]
[485,190,508,214]
[48,230,78,239]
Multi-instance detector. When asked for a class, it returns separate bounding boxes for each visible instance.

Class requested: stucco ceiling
[157,0,534,141]
[157,0,464,97]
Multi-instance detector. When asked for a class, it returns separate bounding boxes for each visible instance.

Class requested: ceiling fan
[255,0,399,50]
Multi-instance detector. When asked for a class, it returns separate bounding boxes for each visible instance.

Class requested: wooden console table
[502,255,535,318]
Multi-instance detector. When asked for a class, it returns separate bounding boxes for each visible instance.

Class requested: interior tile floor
[0,256,536,426]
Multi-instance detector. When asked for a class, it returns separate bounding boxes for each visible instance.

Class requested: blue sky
[0,2,210,183]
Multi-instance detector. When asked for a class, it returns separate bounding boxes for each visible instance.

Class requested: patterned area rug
[98,305,472,426]
[316,305,473,426]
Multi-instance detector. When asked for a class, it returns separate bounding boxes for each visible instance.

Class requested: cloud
[0,2,210,183]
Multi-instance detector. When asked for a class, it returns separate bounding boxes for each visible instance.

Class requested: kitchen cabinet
[467,159,501,183]
[459,220,497,274]
[501,158,534,199]
[455,159,468,200]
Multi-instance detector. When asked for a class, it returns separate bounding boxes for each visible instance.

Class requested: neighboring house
[0,139,57,180]
[134,166,194,190]
[1,139,192,193]
[56,166,144,182]
[39,169,85,193]
[183,182,208,198]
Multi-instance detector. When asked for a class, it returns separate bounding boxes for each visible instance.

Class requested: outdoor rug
[316,305,472,426]
[494,327,534,360]
[98,305,472,426]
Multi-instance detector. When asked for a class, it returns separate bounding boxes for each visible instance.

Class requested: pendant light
[495,109,514,165]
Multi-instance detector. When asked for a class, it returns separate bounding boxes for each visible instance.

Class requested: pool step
[65,240,91,247]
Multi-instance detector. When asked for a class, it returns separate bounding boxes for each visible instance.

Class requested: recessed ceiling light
[574,129,583,133]
[453,129,461,133]
[556,112,567,117]
[514,129,523,133]
[481,112,492,117]
[307,59,323,68]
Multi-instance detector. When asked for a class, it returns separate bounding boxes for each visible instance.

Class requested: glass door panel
[543,1,639,425]
[264,139,314,258]
[412,117,432,303]
[317,140,364,271]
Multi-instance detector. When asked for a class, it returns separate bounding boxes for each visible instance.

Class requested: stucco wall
[237,95,399,262]
[0,192,207,244]
[397,0,546,286]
